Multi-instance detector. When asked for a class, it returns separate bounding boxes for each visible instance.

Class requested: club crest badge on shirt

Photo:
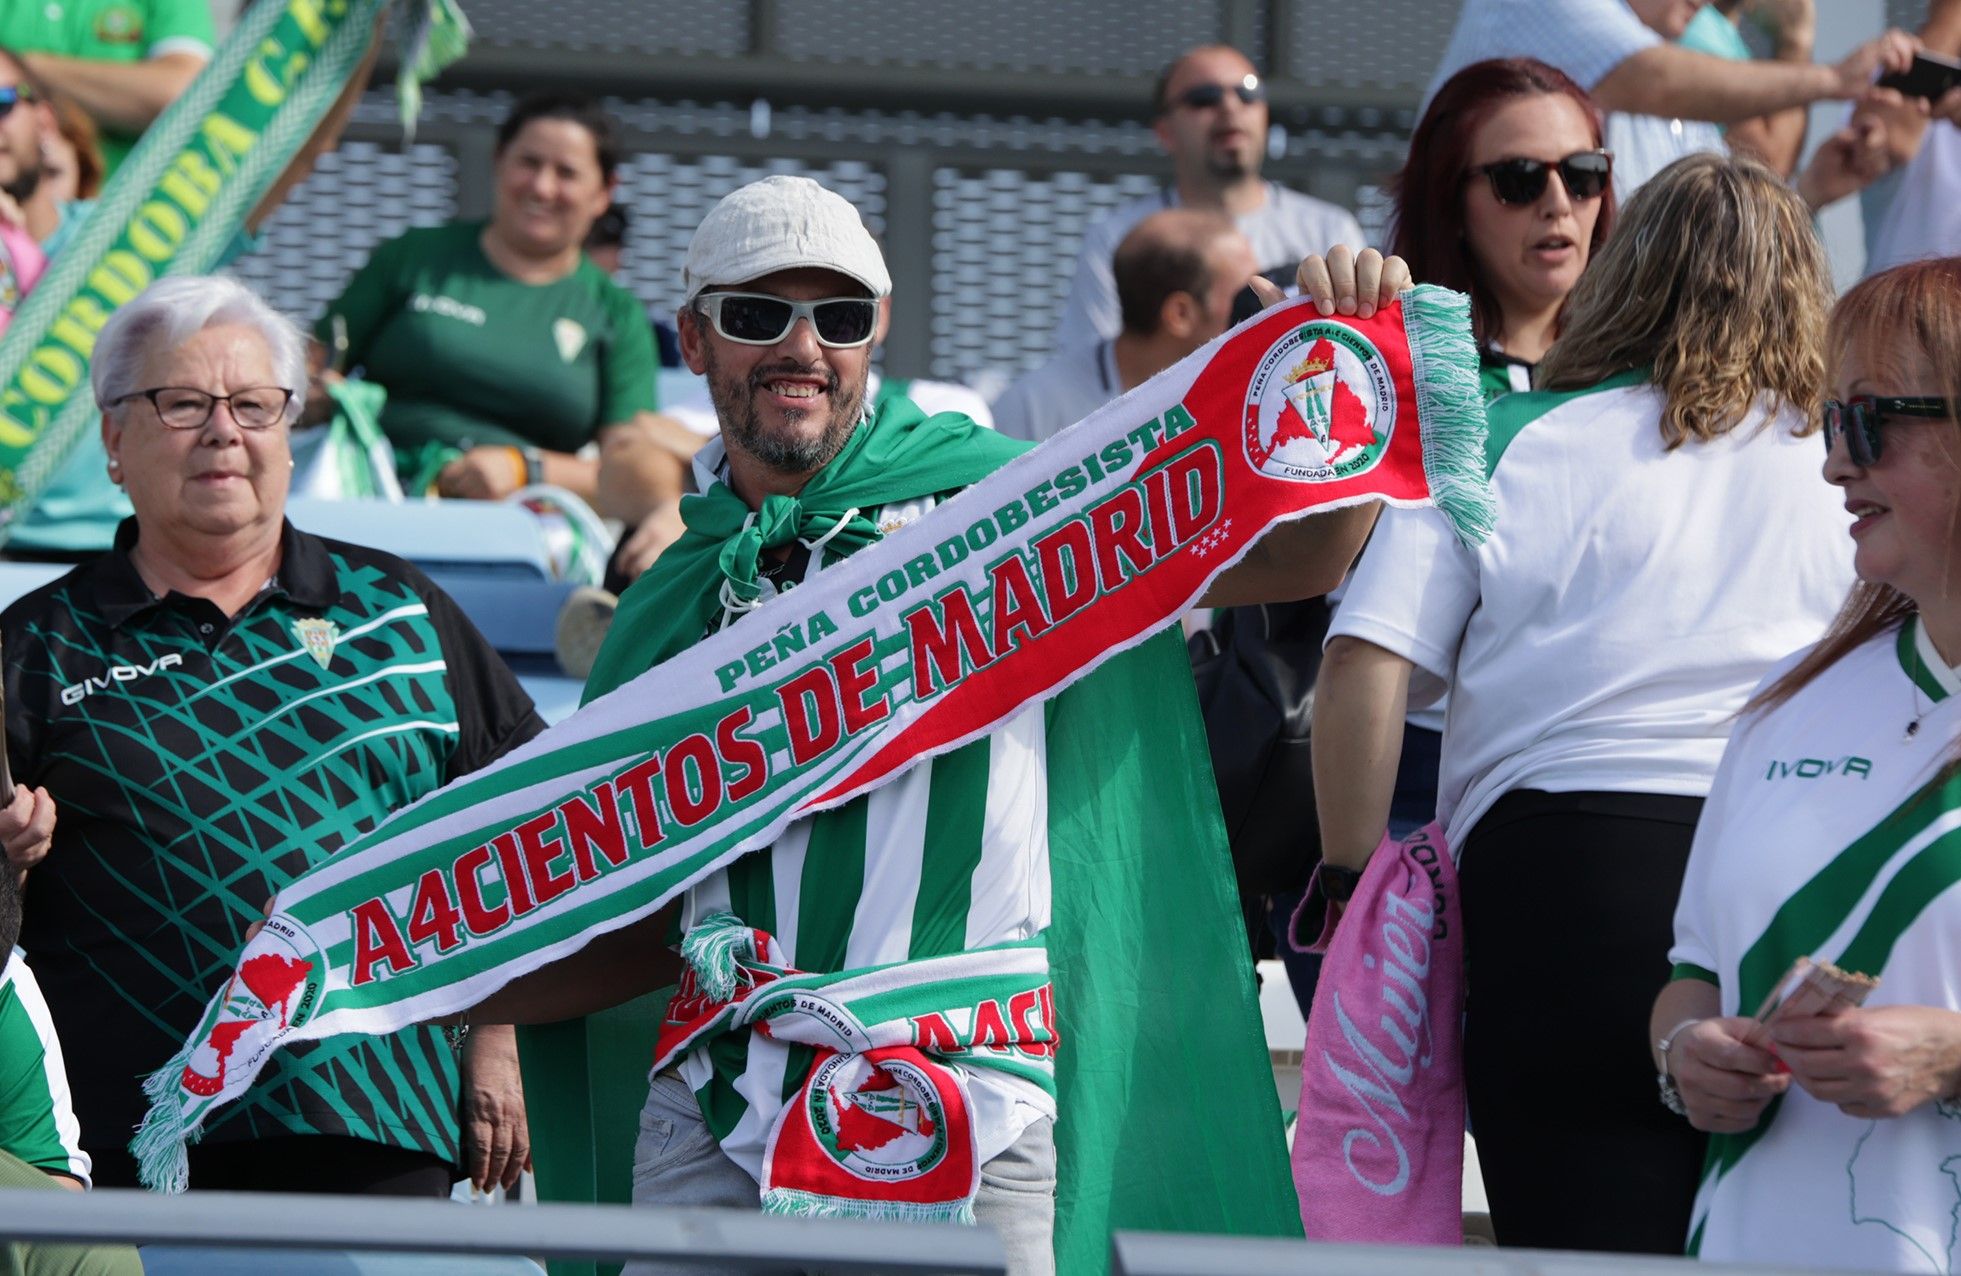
[553,318,588,363]
[292,618,340,670]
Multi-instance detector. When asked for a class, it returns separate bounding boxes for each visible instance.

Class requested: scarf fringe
[1401,284,1495,546]
[131,1048,198,1193]
[761,1187,977,1227]
[681,911,755,1002]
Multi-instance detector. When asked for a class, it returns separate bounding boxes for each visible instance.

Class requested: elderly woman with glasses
[1652,258,1961,1273]
[0,276,544,1197]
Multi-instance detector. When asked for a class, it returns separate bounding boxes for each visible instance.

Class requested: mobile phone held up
[1879,50,1961,100]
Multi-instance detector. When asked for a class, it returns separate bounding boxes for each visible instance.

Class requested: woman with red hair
[1391,57,1616,400]
[1654,257,1961,1271]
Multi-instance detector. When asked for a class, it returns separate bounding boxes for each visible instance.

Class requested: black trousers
[89,1134,453,1197]
[1458,789,1708,1254]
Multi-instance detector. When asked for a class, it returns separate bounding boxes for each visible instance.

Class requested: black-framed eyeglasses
[0,85,36,120]
[1823,395,1951,466]
[112,386,295,430]
[693,292,879,349]
[1469,150,1614,206]
[1165,75,1265,114]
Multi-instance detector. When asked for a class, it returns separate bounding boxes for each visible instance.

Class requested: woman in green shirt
[316,93,659,503]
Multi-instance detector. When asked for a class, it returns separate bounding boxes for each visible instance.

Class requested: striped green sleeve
[0,980,72,1177]
[1671,962,1719,984]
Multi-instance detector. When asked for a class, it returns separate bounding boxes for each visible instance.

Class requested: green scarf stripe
[795,800,870,973]
[841,966,1051,1033]
[1898,620,1948,704]
[729,849,779,938]
[1701,770,1961,1188]
[780,1044,816,1106]
[696,1037,753,1144]
[909,742,991,959]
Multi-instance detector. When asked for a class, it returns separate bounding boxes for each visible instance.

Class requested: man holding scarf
[472,176,1404,1275]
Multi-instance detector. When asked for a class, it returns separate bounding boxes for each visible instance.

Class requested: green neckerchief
[586,395,1027,699]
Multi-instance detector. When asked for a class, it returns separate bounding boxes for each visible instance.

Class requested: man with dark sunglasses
[1052,43,1363,347]
[556,174,1392,1275]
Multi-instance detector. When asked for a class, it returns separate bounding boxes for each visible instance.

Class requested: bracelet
[1656,1016,1703,1072]
[521,446,545,486]
[1654,1016,1703,1117]
[443,1009,471,1052]
[501,446,529,490]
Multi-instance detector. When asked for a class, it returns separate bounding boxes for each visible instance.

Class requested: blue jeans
[1269,724,1442,1021]
[625,1069,1057,1276]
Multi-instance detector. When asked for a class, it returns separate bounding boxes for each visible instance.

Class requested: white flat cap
[681,175,891,303]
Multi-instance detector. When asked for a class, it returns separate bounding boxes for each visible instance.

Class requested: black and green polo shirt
[2,520,542,1181]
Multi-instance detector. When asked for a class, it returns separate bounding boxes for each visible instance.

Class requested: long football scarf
[136,292,1490,1255]
[0,0,463,538]
[654,914,1055,1223]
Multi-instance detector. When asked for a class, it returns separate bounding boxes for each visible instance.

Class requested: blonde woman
[1654,259,1961,1271]
[1308,153,1854,1252]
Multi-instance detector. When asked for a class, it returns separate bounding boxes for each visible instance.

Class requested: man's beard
[703,345,866,476]
[1203,146,1255,184]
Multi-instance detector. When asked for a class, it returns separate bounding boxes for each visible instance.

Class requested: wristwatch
[1655,1017,1701,1116]
[1318,863,1364,903]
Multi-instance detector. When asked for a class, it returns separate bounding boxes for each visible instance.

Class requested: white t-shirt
[1052,183,1364,346]
[1862,122,1961,278]
[1671,619,1961,1271]
[1329,373,1852,849]
[990,340,1121,443]
[1426,0,1725,198]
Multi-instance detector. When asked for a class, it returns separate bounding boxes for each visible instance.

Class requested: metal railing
[0,1189,1008,1273]
[1107,1233,1865,1276]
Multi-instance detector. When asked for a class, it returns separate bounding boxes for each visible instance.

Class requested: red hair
[1389,58,1616,346]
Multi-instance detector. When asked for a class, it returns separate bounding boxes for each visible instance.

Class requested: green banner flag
[0,0,459,540]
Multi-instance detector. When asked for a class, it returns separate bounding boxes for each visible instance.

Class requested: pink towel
[1290,822,1466,1244]
[0,222,47,339]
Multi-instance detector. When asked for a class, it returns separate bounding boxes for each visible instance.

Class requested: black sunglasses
[693,292,880,348]
[1822,396,1951,466]
[1470,150,1613,206]
[1165,75,1265,114]
[0,86,34,119]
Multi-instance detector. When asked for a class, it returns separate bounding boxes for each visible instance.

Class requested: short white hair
[91,276,308,419]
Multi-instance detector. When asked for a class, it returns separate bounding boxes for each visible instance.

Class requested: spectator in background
[1392,58,1616,398]
[1428,0,1914,195]
[37,90,103,204]
[0,868,90,1192]
[1678,0,1813,176]
[1052,43,1362,345]
[995,208,1254,442]
[1859,0,1961,276]
[4,26,380,561]
[0,276,540,1196]
[584,202,628,276]
[315,93,677,513]
[0,0,212,180]
[0,866,142,1276]
[1310,154,1853,1253]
